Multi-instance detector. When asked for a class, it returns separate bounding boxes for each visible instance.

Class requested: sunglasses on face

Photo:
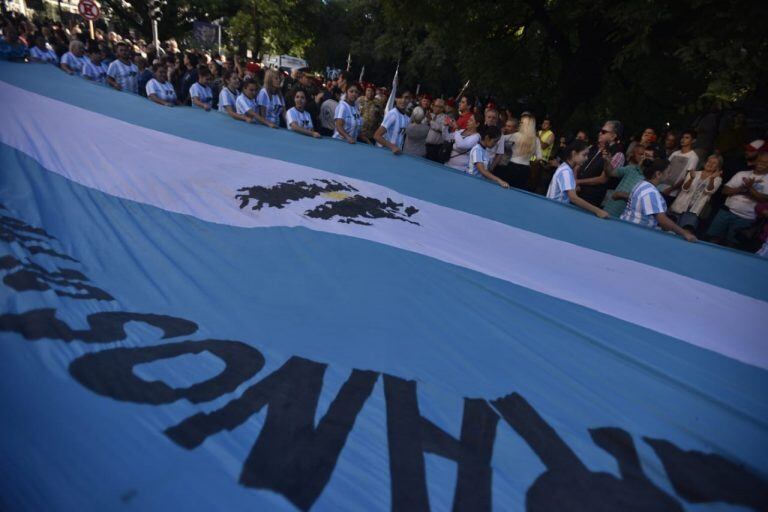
[599,129,612,135]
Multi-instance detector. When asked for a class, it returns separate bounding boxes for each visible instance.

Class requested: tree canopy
[102,0,768,134]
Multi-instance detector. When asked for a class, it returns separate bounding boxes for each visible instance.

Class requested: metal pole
[152,19,160,53]
[89,20,94,40]
[218,24,222,56]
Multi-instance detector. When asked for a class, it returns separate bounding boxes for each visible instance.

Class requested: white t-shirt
[146,78,177,103]
[218,87,237,113]
[189,82,213,109]
[333,101,362,140]
[60,52,87,75]
[724,170,767,220]
[30,46,58,64]
[658,149,699,196]
[235,93,257,116]
[256,88,285,125]
[107,59,139,94]
[286,107,314,132]
[446,130,481,171]
[378,108,409,149]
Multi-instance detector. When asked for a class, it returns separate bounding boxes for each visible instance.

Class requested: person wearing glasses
[575,120,626,207]
[106,42,139,94]
[333,83,362,144]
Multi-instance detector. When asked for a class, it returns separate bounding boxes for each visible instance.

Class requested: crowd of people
[2,13,767,257]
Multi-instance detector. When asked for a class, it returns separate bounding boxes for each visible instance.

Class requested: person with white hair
[403,108,430,157]
[60,40,87,76]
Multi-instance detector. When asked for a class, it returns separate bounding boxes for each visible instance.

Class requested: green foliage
[102,0,767,134]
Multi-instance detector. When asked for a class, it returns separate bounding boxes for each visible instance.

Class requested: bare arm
[148,93,174,107]
[656,212,697,242]
[374,126,401,154]
[476,162,509,188]
[106,76,122,90]
[257,106,277,128]
[334,118,355,144]
[191,96,211,111]
[224,105,252,122]
[291,120,321,138]
[60,63,74,74]
[567,190,609,218]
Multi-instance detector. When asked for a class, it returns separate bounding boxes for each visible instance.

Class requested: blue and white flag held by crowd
[0,61,767,511]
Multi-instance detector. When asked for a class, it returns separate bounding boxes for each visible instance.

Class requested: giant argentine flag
[1,61,767,511]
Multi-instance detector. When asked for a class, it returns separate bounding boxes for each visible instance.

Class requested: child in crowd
[547,140,610,218]
[467,126,509,188]
[190,66,213,111]
[621,159,697,242]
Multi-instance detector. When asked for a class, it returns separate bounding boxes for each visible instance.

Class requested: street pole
[218,24,222,56]
[152,19,159,53]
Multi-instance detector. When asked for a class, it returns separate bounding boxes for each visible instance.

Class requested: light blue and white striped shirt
[189,83,213,109]
[82,59,107,84]
[379,108,409,149]
[30,46,58,64]
[286,107,314,132]
[546,162,576,203]
[621,180,667,228]
[256,88,284,125]
[332,101,361,140]
[107,59,139,94]
[235,94,257,116]
[60,52,87,75]
[218,87,237,113]
[467,143,491,176]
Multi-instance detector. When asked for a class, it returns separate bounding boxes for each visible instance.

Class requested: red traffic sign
[78,0,101,21]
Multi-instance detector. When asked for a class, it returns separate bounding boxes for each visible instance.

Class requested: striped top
[621,180,667,228]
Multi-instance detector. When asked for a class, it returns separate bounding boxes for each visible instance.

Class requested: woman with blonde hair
[257,68,284,128]
[493,111,542,189]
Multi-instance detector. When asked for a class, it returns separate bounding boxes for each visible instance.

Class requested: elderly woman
[403,109,430,157]
[60,39,87,75]
[670,154,724,231]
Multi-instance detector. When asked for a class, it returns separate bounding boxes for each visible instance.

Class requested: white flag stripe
[1,80,766,369]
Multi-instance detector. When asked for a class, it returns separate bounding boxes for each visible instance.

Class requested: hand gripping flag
[0,62,767,512]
